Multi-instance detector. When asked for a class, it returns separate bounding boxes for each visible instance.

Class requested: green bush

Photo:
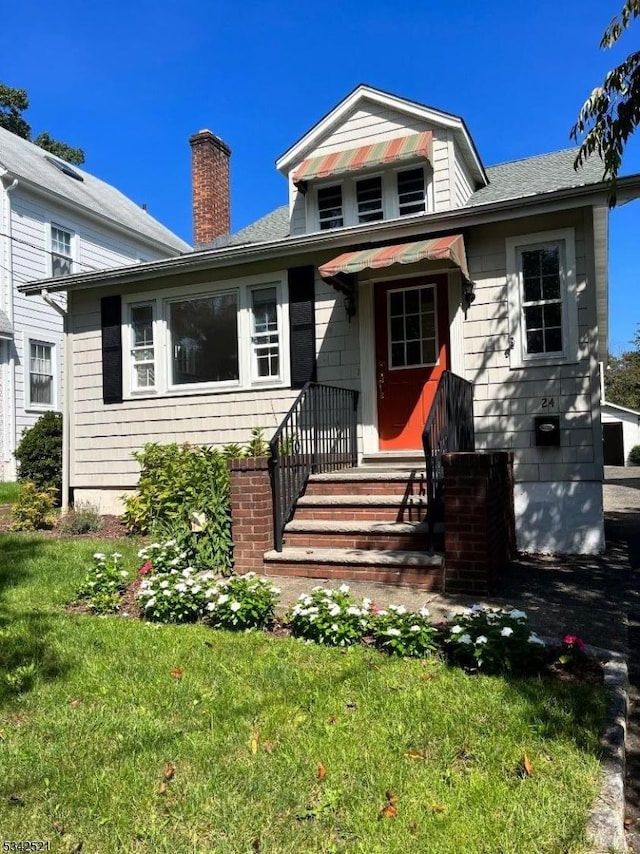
[60,501,103,535]
[10,481,58,531]
[14,412,62,502]
[629,445,640,465]
[122,443,237,573]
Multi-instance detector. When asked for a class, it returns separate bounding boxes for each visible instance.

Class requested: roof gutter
[19,173,640,296]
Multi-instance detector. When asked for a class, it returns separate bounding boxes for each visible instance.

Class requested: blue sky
[3,0,639,353]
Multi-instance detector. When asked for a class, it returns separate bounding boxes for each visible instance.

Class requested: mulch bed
[0,511,132,540]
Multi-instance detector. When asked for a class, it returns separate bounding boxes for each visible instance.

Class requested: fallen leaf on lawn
[430,803,447,814]
[157,782,168,795]
[163,762,176,781]
[379,803,398,819]
[404,750,428,760]
[69,698,83,707]
[170,668,183,680]
[317,763,326,780]
[520,753,533,778]
[250,727,260,755]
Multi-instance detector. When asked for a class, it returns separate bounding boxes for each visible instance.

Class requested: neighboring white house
[21,85,640,556]
[0,127,190,479]
[601,401,640,465]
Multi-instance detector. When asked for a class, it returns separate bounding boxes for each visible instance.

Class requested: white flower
[308,613,317,622]
[476,635,488,645]
[272,587,281,595]
[93,552,106,560]
[119,570,129,578]
[410,625,421,632]
[175,583,187,593]
[528,633,545,646]
[328,604,341,617]
[466,604,485,614]
[163,589,171,597]
[218,594,229,605]
[192,585,201,594]
[509,609,527,621]
[386,628,401,637]
[501,626,514,637]
[206,602,216,611]
[347,606,361,616]
[144,598,155,608]
[338,584,350,594]
[458,634,472,645]
[230,601,241,612]
[419,607,430,618]
[362,598,372,609]
[389,604,407,615]
[331,623,339,632]
[159,580,169,589]
[450,625,463,635]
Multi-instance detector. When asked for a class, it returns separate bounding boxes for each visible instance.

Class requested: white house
[20,85,640,574]
[601,401,640,465]
[0,127,190,480]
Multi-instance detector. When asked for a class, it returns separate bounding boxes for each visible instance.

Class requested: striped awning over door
[292,131,433,187]
[318,234,470,282]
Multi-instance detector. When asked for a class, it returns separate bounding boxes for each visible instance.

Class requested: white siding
[463,209,602,484]
[453,151,474,208]
[3,184,181,480]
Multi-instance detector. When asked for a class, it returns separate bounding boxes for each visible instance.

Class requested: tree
[604,328,640,410]
[0,83,84,166]
[571,1,640,204]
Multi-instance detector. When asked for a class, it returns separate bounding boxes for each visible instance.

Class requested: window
[130,303,155,390]
[388,285,437,368]
[506,229,578,367]
[251,287,280,379]
[520,247,563,355]
[357,176,383,223]
[397,168,426,216]
[169,292,239,386]
[51,225,73,277]
[318,185,343,230]
[29,341,54,407]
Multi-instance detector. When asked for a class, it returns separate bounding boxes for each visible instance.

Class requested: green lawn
[0,480,21,504]
[0,534,608,853]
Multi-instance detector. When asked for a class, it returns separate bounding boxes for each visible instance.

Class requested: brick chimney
[189,129,231,245]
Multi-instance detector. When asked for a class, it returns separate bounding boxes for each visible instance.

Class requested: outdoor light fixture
[462,279,476,316]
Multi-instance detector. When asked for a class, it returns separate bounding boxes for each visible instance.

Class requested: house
[19,84,640,587]
[0,126,190,480]
[601,402,640,465]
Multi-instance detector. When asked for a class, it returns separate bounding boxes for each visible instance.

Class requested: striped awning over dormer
[292,131,433,188]
[318,234,470,282]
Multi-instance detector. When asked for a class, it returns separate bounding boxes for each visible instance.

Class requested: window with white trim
[130,303,156,390]
[318,185,343,229]
[251,287,280,380]
[506,229,578,368]
[29,341,54,407]
[51,224,73,277]
[356,176,383,223]
[397,167,426,216]
[123,277,288,398]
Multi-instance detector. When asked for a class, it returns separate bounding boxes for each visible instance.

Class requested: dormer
[277,85,488,236]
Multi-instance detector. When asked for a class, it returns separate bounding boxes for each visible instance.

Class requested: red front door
[375,276,450,450]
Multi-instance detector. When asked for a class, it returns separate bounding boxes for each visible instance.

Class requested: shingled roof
[0,127,190,254]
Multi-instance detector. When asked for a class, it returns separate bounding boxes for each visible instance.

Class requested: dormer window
[357,177,383,223]
[397,168,426,216]
[318,185,343,230]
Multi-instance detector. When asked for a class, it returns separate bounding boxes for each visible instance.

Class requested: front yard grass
[0,534,608,853]
[0,480,20,505]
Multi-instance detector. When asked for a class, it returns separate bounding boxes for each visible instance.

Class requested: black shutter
[101,295,123,404]
[288,265,316,389]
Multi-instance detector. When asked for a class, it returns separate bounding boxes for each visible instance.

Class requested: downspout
[0,171,18,480]
[42,289,70,511]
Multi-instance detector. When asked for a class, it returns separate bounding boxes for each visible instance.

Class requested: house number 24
[541,397,556,410]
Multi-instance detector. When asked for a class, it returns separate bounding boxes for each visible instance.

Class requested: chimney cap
[189,129,231,156]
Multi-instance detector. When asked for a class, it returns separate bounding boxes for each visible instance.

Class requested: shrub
[77,551,129,614]
[60,501,103,535]
[444,605,546,673]
[137,565,216,623]
[287,585,371,646]
[629,445,640,466]
[122,443,236,573]
[14,412,63,501]
[10,482,57,531]
[370,603,439,657]
[204,573,280,630]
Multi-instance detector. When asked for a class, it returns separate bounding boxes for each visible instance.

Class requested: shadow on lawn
[0,535,69,704]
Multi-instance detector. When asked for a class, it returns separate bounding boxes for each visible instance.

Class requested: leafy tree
[0,83,84,165]
[604,328,640,410]
[571,1,640,203]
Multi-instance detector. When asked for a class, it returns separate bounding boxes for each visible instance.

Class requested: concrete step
[295,493,428,523]
[305,469,427,497]
[263,546,444,589]
[360,451,426,470]
[283,519,431,551]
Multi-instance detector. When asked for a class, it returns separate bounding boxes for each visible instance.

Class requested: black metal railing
[269,382,359,551]
[422,371,475,539]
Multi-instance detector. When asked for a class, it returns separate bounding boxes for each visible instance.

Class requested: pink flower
[563,634,586,651]
[138,561,153,576]
[370,603,382,615]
